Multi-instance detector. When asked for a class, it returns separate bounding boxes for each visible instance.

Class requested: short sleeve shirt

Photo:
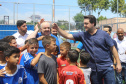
[0,63,7,70]
[80,67,91,84]
[57,56,69,75]
[0,65,27,84]
[73,30,114,71]
[19,52,39,84]
[77,42,85,50]
[36,33,59,53]
[38,54,57,84]
[59,65,86,84]
[114,37,126,63]
[13,30,33,48]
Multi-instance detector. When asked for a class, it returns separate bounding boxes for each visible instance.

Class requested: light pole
[117,0,118,30]
[52,0,55,23]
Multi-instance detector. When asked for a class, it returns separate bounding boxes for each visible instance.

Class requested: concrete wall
[98,17,126,32]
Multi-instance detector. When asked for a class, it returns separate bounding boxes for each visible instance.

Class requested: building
[98,17,126,32]
[30,15,41,22]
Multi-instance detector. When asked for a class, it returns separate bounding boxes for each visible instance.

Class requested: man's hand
[38,18,45,26]
[0,69,6,77]
[34,24,39,32]
[52,23,59,30]
[116,63,122,73]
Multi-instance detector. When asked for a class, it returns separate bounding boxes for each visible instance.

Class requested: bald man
[26,22,59,53]
[114,28,126,84]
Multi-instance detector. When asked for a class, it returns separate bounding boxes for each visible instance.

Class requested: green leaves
[78,0,126,17]
[78,0,110,16]
[73,13,84,30]
[111,0,125,14]
[97,15,107,22]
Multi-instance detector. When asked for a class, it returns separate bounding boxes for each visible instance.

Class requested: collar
[117,37,126,42]
[38,32,51,36]
[80,67,90,69]
[17,31,28,37]
[87,29,98,36]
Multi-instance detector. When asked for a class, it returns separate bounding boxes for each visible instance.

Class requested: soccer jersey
[0,65,27,84]
[20,52,39,84]
[0,63,7,69]
[57,56,69,75]
[59,65,86,84]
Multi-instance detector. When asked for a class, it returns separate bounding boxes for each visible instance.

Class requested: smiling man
[26,21,59,53]
[13,20,33,48]
[52,15,122,84]
[114,28,126,84]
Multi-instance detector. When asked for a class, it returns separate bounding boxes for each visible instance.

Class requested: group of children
[0,35,91,84]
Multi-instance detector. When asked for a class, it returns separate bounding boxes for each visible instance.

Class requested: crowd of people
[0,15,125,84]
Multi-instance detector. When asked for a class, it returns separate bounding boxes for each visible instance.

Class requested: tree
[73,13,84,30]
[0,20,4,24]
[121,4,126,17]
[57,20,69,30]
[111,0,125,16]
[78,0,110,17]
[97,15,107,22]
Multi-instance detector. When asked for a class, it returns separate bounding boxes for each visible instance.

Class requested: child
[38,36,57,84]
[57,42,71,76]
[2,36,28,52]
[20,38,43,84]
[80,51,91,84]
[2,36,17,47]
[59,49,86,84]
[51,45,59,58]
[0,41,10,69]
[0,46,27,84]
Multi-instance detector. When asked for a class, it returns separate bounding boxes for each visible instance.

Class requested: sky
[0,0,118,24]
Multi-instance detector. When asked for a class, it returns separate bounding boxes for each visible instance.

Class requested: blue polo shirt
[36,33,59,53]
[73,29,114,71]
[77,42,84,50]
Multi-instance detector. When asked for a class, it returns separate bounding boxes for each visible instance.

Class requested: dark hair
[104,25,112,32]
[16,20,26,27]
[55,45,59,53]
[4,46,20,58]
[80,51,90,65]
[67,49,79,62]
[2,36,16,43]
[25,40,28,44]
[84,15,96,26]
[28,38,38,45]
[0,41,10,52]
[42,36,56,48]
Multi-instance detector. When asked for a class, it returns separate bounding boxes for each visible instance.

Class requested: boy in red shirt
[57,42,71,76]
[59,49,86,84]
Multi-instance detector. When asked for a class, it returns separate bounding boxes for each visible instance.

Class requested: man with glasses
[26,21,59,53]
[13,20,33,48]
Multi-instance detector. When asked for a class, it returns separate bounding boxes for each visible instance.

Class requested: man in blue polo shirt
[52,15,122,84]
[26,21,59,53]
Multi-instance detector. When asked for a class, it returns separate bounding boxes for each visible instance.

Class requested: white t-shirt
[13,30,33,48]
[114,37,126,63]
